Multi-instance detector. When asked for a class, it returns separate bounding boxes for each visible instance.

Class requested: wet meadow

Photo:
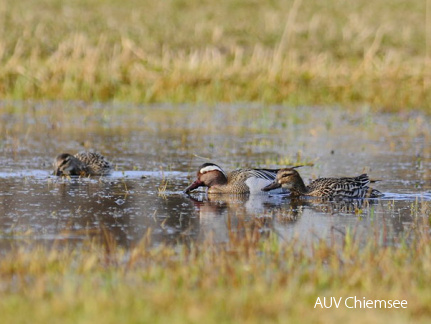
[1,0,431,323]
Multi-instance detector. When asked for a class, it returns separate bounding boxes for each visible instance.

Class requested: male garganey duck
[184,162,287,194]
[262,167,382,199]
[53,152,112,176]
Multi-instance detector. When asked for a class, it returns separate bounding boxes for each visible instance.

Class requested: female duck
[54,152,112,176]
[184,162,286,194]
[262,167,382,199]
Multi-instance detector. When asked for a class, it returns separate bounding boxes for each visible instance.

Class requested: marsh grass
[0,0,429,110]
[158,174,169,197]
[0,221,431,323]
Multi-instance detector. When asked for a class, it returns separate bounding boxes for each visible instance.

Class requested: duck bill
[184,179,204,193]
[262,181,281,192]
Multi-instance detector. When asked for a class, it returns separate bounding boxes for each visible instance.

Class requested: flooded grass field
[1,103,430,249]
[1,103,431,323]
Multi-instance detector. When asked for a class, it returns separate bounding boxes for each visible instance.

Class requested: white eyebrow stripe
[200,165,223,173]
[200,165,227,178]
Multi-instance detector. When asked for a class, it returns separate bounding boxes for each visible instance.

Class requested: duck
[262,167,382,199]
[53,151,113,176]
[184,162,287,194]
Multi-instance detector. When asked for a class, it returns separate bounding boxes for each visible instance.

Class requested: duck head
[184,163,228,193]
[53,153,84,176]
[262,167,302,192]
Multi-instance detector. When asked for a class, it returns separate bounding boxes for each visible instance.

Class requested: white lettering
[323,297,332,308]
[345,297,354,308]
[355,296,362,308]
[333,297,343,308]
[320,296,407,309]
[374,300,387,308]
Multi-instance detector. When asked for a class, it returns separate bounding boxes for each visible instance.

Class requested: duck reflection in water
[185,192,301,243]
[184,189,381,244]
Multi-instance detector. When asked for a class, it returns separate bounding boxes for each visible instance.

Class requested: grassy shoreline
[1,0,429,111]
[1,225,430,323]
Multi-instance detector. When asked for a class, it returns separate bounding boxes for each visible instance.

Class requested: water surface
[1,103,430,249]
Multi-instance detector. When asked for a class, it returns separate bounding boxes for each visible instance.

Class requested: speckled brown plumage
[54,152,112,176]
[262,168,382,199]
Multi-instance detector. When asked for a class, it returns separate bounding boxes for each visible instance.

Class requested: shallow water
[1,103,430,249]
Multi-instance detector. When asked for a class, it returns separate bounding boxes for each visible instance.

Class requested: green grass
[1,222,431,324]
[0,0,429,110]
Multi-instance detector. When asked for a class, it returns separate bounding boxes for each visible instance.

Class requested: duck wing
[226,168,281,194]
[75,152,112,175]
[307,174,372,198]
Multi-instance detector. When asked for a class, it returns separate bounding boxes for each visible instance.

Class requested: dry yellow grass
[0,0,429,110]
[0,222,430,323]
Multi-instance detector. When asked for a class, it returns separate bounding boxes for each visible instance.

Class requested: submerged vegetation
[0,0,429,110]
[1,221,431,323]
